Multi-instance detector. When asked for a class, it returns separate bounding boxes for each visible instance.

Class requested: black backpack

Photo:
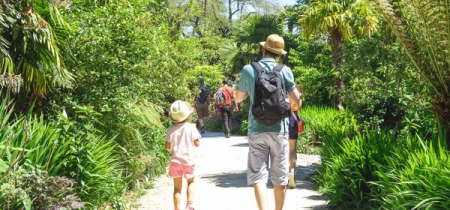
[197,87,208,104]
[251,62,291,126]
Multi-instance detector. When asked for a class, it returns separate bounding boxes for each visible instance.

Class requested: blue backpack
[215,87,227,105]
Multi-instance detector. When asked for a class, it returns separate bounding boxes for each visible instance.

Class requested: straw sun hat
[169,100,193,123]
[259,34,287,55]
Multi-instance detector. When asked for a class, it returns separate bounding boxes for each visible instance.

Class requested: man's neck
[263,55,277,60]
[223,84,228,87]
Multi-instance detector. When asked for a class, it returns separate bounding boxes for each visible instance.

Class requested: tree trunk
[431,95,450,147]
[204,0,207,18]
[331,27,344,110]
[229,0,232,20]
[288,23,293,34]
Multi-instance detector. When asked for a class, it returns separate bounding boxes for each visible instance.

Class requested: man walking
[235,34,302,210]
[195,78,211,133]
[215,78,238,138]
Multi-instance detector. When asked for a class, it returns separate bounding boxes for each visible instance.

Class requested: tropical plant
[0,1,73,94]
[369,0,450,145]
[221,14,285,73]
[297,0,378,109]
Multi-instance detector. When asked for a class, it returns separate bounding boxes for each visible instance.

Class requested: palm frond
[369,0,450,96]
[298,0,378,40]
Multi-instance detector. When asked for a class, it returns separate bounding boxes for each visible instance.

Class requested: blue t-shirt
[237,58,296,135]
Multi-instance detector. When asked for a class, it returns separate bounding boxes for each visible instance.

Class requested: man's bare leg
[274,184,287,210]
[254,183,268,210]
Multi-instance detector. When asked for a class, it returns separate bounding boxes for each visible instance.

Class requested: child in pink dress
[165,100,201,210]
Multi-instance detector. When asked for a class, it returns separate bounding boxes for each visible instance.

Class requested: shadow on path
[232,142,249,147]
[200,170,250,188]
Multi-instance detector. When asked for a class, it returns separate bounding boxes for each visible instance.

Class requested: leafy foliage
[221,14,285,73]
[351,93,405,130]
[369,0,450,142]
[0,1,73,94]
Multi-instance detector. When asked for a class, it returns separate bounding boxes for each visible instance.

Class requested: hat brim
[170,109,193,123]
[260,42,287,55]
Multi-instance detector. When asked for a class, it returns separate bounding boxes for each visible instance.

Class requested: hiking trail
[136,131,328,210]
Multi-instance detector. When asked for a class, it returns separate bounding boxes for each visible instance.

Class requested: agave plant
[369,0,450,144]
[297,0,378,109]
[0,1,73,95]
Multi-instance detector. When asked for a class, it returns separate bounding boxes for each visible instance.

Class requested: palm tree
[297,0,377,109]
[221,14,285,73]
[0,1,73,95]
[369,0,450,144]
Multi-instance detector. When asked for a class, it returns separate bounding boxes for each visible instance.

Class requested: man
[288,84,302,189]
[235,34,302,210]
[215,78,238,138]
[195,78,211,133]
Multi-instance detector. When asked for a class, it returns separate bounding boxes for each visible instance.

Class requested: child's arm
[165,142,171,151]
[194,139,200,147]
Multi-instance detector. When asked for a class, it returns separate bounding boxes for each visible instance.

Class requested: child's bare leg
[186,177,195,206]
[173,177,183,209]
[289,140,297,174]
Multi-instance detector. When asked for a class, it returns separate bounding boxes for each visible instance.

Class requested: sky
[278,0,297,7]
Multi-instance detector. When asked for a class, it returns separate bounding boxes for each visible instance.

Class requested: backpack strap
[251,62,265,74]
[273,64,285,73]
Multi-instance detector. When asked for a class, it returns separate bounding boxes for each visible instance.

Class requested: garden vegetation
[0,0,449,209]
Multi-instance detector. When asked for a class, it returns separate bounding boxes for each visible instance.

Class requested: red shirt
[217,86,234,108]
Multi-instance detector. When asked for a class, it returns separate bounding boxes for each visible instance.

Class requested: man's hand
[194,140,200,147]
[234,106,239,112]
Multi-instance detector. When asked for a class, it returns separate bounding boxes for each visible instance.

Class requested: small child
[165,100,201,210]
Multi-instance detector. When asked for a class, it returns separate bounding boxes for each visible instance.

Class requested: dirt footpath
[137,132,328,210]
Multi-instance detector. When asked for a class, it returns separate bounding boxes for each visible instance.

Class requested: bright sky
[278,0,297,7]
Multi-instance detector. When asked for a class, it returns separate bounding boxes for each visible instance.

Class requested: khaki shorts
[247,132,289,185]
[196,103,209,118]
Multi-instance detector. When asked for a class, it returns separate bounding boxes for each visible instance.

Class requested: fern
[369,0,450,141]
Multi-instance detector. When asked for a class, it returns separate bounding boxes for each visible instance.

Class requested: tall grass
[373,127,450,209]
[315,129,397,209]
[296,106,358,154]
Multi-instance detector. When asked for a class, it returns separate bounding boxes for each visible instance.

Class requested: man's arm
[235,89,249,103]
[232,90,239,111]
[208,94,211,105]
[287,88,301,107]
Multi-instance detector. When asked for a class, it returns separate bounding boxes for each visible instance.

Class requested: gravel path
[136,131,328,210]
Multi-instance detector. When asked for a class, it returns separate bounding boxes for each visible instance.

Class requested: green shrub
[239,120,249,135]
[0,166,85,210]
[350,93,405,131]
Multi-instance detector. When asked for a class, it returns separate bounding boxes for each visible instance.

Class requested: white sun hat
[169,100,193,123]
